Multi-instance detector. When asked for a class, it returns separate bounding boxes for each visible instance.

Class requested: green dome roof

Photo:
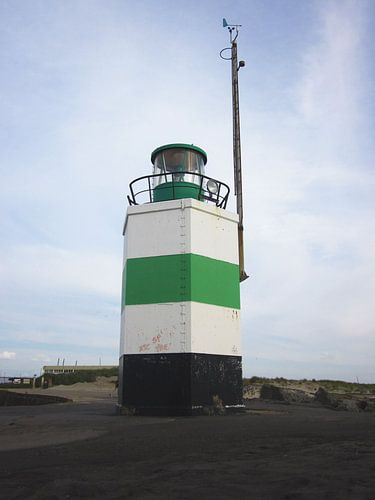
[151,143,207,165]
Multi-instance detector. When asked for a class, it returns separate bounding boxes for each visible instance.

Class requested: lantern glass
[152,148,205,188]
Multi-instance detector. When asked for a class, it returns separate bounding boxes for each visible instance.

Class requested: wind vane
[221,18,248,282]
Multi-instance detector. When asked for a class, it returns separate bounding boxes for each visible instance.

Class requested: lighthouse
[118,143,244,415]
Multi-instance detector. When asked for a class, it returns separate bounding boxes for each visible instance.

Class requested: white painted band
[120,302,241,357]
[123,198,239,265]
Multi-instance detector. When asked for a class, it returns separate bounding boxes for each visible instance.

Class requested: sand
[1,382,375,499]
[8,377,118,403]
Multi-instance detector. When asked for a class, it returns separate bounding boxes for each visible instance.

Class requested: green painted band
[124,253,240,309]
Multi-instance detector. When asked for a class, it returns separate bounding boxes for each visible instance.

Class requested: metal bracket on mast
[220,18,248,282]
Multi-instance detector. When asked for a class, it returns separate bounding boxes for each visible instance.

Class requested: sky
[0,0,374,382]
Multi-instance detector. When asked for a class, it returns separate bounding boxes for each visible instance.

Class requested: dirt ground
[1,385,375,499]
[9,377,118,403]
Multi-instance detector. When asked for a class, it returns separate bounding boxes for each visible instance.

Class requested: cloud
[31,354,51,363]
[297,0,365,132]
[239,0,375,381]
[0,244,120,297]
[0,0,373,382]
[0,351,16,360]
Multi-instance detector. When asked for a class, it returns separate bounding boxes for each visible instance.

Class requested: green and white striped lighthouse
[118,144,244,415]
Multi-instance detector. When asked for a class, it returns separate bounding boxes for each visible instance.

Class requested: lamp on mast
[221,18,248,282]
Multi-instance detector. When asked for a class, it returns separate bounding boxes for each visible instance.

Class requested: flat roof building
[43,365,117,374]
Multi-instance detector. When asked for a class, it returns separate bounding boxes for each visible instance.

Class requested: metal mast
[221,19,248,282]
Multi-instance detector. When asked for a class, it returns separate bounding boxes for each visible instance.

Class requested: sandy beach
[1,381,375,499]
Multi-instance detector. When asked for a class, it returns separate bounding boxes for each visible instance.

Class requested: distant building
[43,365,117,374]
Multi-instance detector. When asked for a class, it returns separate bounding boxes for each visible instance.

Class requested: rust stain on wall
[139,343,150,352]
[155,343,170,352]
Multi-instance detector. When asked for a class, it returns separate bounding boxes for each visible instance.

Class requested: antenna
[220,19,248,282]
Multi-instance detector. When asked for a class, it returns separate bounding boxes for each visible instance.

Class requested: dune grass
[243,376,375,394]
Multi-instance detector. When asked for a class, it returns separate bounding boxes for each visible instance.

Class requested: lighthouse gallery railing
[127,172,230,209]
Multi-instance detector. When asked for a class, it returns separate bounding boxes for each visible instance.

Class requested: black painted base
[118,353,243,416]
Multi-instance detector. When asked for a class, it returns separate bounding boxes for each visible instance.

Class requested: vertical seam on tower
[179,199,187,353]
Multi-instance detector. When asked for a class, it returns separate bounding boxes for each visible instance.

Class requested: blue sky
[1,0,374,381]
